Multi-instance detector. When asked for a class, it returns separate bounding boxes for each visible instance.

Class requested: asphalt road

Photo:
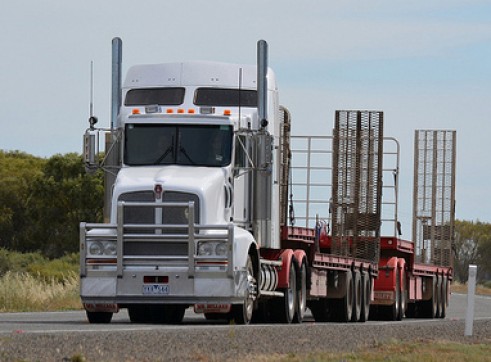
[0,293,489,335]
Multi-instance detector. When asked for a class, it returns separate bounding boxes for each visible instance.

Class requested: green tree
[453,220,491,283]
[23,153,104,258]
[0,151,46,250]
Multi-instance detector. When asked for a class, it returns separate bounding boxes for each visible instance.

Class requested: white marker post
[464,264,477,337]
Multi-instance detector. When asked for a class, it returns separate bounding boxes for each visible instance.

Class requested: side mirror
[83,129,99,173]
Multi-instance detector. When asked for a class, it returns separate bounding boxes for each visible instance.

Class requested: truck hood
[112,165,229,224]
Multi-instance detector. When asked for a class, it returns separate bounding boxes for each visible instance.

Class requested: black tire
[383,269,400,321]
[336,271,353,323]
[440,276,447,319]
[420,277,438,318]
[351,270,362,322]
[398,268,407,321]
[164,305,186,324]
[435,275,443,318]
[86,311,113,324]
[293,261,307,324]
[204,313,227,321]
[231,255,256,324]
[272,259,297,323]
[128,305,151,323]
[359,272,371,322]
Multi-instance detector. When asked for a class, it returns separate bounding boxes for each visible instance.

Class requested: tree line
[0,150,103,258]
[0,150,490,282]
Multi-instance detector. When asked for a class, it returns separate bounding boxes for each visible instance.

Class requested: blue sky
[1,1,490,226]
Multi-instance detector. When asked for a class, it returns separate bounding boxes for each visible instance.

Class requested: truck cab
[80,53,284,324]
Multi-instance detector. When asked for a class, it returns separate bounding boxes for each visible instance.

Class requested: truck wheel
[431,276,439,318]
[351,270,362,322]
[398,269,407,321]
[163,305,186,324]
[128,305,151,323]
[231,256,256,324]
[385,269,400,321]
[420,277,438,318]
[440,276,448,319]
[272,259,297,323]
[86,311,113,324]
[359,272,371,322]
[336,270,353,323]
[293,261,307,323]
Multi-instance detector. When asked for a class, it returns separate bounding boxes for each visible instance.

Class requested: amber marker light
[132,108,140,114]
[224,109,231,116]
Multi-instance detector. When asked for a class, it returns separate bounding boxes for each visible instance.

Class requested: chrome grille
[118,191,200,258]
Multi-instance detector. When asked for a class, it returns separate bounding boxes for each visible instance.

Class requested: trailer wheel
[431,276,439,318]
[385,269,401,321]
[272,259,297,323]
[351,270,362,322]
[293,261,307,323]
[420,277,438,318]
[359,271,371,322]
[335,270,353,323]
[86,311,113,324]
[231,255,256,324]
[436,274,443,318]
[440,276,447,319]
[398,268,407,321]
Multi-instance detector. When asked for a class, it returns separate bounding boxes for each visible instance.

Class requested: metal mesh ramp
[331,110,383,262]
[412,130,456,266]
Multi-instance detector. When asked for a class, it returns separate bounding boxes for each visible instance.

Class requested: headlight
[197,241,228,256]
[88,241,117,256]
[89,241,104,256]
[198,242,214,256]
[215,242,228,256]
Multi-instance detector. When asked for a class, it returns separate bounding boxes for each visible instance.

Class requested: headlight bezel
[197,241,228,257]
[87,240,117,257]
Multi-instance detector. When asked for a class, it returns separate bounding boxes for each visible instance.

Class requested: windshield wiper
[179,147,196,165]
[154,145,174,164]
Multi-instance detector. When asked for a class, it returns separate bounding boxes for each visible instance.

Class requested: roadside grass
[452,281,491,296]
[0,271,82,312]
[0,248,82,312]
[245,340,491,362]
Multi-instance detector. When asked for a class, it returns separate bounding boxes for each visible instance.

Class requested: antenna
[88,60,98,129]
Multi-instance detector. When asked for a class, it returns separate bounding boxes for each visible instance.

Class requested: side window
[234,135,248,168]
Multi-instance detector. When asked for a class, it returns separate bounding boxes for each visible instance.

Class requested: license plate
[143,284,169,295]
[194,303,231,313]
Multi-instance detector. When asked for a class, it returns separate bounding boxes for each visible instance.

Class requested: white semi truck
[81,39,306,324]
[81,39,454,325]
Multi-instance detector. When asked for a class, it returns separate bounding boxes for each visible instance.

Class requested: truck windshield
[124,124,233,167]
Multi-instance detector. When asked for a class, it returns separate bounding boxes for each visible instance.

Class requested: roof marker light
[224,109,231,116]
[166,108,174,114]
[188,109,195,114]
[132,109,140,115]
[177,108,185,114]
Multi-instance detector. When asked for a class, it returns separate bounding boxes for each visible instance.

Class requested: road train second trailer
[80,39,455,324]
